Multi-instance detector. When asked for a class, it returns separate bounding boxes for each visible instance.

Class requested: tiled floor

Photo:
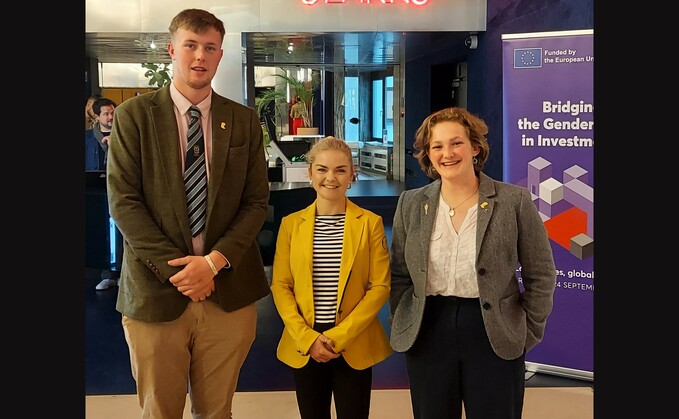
[86,387,593,419]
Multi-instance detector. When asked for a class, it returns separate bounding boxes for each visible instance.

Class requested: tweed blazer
[107,84,271,323]
[271,199,393,370]
[389,172,556,360]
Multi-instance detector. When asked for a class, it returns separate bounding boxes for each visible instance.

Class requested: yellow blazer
[271,198,393,370]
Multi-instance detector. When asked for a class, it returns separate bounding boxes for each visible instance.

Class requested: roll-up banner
[501,30,593,380]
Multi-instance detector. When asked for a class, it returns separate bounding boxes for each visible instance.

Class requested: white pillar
[212,32,244,104]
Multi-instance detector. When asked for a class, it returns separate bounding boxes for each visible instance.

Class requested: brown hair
[92,97,117,116]
[413,107,490,179]
[169,9,226,43]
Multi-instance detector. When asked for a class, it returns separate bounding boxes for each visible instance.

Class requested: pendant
[449,209,455,217]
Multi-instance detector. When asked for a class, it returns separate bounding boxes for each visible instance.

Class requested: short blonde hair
[305,136,354,169]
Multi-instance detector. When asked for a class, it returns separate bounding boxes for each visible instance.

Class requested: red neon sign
[301,0,430,5]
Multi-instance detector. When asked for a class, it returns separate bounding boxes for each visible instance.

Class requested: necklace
[447,186,479,217]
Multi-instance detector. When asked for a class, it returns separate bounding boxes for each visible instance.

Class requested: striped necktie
[185,106,207,237]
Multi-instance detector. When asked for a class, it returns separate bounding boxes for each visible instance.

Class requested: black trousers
[292,322,372,419]
[405,295,525,419]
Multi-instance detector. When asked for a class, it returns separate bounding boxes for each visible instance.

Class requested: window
[371,79,383,140]
[344,76,359,141]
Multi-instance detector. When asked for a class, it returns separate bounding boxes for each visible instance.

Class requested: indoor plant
[142,63,172,88]
[256,70,320,130]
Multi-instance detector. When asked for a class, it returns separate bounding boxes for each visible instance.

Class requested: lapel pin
[481,201,489,212]
[220,122,226,129]
[424,203,429,216]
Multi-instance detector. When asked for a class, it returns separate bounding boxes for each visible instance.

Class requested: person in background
[91,98,117,168]
[85,97,115,171]
[388,107,556,419]
[271,136,392,419]
[85,93,102,130]
[106,8,271,418]
[290,95,305,135]
[85,97,122,291]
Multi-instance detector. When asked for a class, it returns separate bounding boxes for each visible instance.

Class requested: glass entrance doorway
[245,32,403,181]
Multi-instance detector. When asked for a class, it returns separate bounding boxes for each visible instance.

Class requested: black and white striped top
[312,214,345,324]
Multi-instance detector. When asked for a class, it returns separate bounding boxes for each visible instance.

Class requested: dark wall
[84,55,100,102]
[404,0,594,188]
[403,31,471,188]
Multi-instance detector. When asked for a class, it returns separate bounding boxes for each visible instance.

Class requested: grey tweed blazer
[388,172,556,360]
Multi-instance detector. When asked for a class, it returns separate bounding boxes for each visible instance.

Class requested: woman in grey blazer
[389,107,556,419]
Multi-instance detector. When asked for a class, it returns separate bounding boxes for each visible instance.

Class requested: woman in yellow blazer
[271,136,392,419]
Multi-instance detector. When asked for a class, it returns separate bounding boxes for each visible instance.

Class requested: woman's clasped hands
[310,334,340,363]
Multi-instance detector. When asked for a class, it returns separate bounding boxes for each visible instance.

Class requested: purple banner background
[502,31,593,373]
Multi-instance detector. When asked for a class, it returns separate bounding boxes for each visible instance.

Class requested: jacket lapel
[299,204,316,280]
[149,87,193,246]
[419,180,440,260]
[337,199,363,305]
[206,94,233,222]
[475,172,497,259]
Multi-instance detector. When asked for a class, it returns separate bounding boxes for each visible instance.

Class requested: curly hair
[413,107,490,180]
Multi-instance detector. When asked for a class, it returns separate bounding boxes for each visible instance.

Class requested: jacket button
[482,302,491,310]
[478,268,486,275]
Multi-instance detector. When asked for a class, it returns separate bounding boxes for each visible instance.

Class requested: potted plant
[255,69,320,133]
[256,88,287,125]
[142,63,172,88]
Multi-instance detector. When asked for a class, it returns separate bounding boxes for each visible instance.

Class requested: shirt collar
[169,82,212,118]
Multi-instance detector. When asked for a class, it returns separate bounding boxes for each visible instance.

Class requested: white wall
[100,63,169,88]
[86,0,486,33]
[87,0,487,103]
[97,35,242,102]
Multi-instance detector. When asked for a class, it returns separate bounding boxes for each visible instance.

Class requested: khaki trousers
[122,301,257,419]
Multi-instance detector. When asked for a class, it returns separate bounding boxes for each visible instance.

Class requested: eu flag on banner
[514,48,542,68]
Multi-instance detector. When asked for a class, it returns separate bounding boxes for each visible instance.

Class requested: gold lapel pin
[480,201,489,212]
[220,122,226,129]
[424,203,429,215]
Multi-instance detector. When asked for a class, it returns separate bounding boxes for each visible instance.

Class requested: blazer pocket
[223,144,248,177]
[499,292,527,342]
[391,291,419,336]
[390,291,423,352]
[226,143,248,160]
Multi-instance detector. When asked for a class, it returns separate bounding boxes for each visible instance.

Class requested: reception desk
[86,174,315,269]
[87,177,401,269]
[85,171,123,272]
[258,180,405,266]
[86,171,111,269]
[258,182,316,265]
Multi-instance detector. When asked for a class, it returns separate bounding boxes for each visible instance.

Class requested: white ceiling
[85,31,472,67]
